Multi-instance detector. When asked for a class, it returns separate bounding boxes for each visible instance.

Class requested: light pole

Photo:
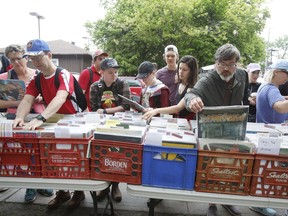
[29,12,45,39]
[82,36,91,51]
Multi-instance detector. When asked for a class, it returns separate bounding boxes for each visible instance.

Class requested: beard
[219,73,234,82]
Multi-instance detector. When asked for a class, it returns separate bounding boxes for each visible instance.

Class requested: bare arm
[97,106,125,114]
[15,90,69,130]
[142,99,185,120]
[273,100,288,113]
[0,99,20,108]
[13,94,35,127]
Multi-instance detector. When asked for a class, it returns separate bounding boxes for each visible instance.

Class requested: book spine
[94,133,142,144]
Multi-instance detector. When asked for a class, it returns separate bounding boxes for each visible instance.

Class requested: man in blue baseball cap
[14,39,86,210]
[23,39,51,56]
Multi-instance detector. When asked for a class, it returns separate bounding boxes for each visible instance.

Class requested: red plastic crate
[0,137,41,177]
[39,135,91,179]
[250,154,288,199]
[90,139,142,184]
[195,150,254,195]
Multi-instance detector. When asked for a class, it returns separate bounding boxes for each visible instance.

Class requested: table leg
[90,191,114,216]
[90,191,99,216]
[102,192,114,216]
[147,198,163,216]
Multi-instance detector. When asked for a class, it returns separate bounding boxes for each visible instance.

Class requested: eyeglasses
[9,57,23,63]
[217,62,237,69]
[29,54,45,62]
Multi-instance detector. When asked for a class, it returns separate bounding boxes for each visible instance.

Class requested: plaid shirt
[90,78,131,111]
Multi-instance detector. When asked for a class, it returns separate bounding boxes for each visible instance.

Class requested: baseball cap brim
[136,74,147,79]
[268,59,288,71]
[23,50,45,57]
[102,65,121,70]
[93,52,108,59]
[98,52,108,57]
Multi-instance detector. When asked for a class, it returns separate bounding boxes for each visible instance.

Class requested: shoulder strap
[54,67,63,88]
[7,69,16,79]
[35,72,42,95]
[35,67,63,98]
[7,70,11,79]
[87,67,93,85]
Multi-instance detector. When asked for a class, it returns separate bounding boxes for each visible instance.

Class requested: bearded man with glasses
[184,43,249,216]
[185,43,249,112]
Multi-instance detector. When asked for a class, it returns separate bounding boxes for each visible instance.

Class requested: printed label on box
[48,153,79,165]
[264,169,288,185]
[99,156,132,174]
[207,166,242,181]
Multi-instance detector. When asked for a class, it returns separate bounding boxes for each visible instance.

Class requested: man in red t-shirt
[78,50,108,110]
[13,39,85,211]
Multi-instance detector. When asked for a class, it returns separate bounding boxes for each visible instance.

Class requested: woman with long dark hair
[142,55,198,121]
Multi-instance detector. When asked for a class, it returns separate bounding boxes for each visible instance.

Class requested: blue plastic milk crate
[142,145,198,190]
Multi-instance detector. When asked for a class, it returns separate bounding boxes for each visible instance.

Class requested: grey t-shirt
[156,66,177,105]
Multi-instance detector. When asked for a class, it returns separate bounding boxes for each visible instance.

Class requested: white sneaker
[249,207,276,216]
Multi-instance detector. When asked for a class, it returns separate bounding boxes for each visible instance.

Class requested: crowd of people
[0,39,287,216]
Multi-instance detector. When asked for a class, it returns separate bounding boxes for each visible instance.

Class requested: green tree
[85,0,269,75]
[267,35,288,60]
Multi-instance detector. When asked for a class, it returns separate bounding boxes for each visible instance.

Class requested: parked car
[120,77,143,103]
[72,73,143,103]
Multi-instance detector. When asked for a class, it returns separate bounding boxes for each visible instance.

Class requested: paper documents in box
[198,138,255,153]
[146,128,197,161]
[148,128,196,148]
[197,105,249,140]
[149,117,191,130]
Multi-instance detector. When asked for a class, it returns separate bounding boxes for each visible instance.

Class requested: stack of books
[94,124,148,144]
[145,127,196,148]
[0,120,13,137]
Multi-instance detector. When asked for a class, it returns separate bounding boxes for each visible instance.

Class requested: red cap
[92,50,108,60]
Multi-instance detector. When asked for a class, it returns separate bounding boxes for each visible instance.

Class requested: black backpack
[87,67,94,85]
[35,67,87,112]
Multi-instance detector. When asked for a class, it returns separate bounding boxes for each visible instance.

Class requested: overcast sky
[0,0,105,49]
[0,0,286,50]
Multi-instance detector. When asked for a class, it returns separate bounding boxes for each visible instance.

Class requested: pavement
[0,184,287,216]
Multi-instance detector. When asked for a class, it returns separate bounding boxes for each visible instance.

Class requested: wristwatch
[103,109,107,114]
[35,114,46,122]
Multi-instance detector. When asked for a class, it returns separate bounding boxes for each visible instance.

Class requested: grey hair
[5,44,25,57]
[263,69,274,83]
[214,43,241,62]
